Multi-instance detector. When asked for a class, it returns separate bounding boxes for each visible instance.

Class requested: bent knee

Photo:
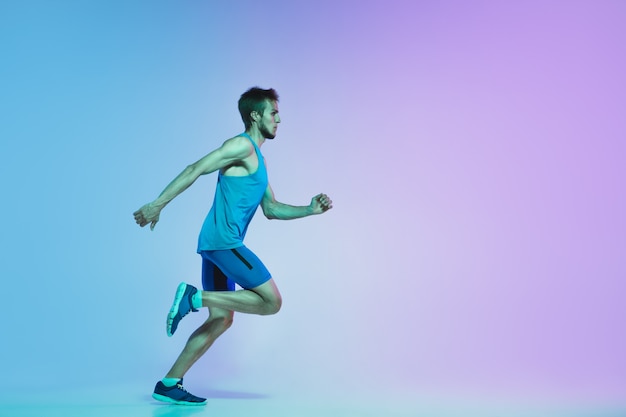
[221,314,234,329]
[211,312,234,330]
[255,279,282,315]
[265,295,282,315]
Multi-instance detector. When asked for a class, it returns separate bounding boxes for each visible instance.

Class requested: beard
[260,124,276,139]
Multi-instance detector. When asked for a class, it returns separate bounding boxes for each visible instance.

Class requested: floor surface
[0,380,624,417]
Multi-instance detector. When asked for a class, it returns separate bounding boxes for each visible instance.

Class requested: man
[133,87,333,406]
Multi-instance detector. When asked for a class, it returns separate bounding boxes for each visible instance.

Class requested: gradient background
[1,0,625,412]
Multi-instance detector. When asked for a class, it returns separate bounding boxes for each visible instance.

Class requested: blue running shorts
[200,246,272,291]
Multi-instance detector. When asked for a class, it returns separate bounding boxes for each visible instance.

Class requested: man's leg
[155,246,280,405]
[167,279,281,337]
[159,280,278,361]
[154,256,238,406]
[198,247,281,315]
[156,281,281,405]
[165,307,234,379]
[153,307,233,405]
[200,278,282,315]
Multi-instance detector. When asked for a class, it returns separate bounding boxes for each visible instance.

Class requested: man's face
[258,100,281,139]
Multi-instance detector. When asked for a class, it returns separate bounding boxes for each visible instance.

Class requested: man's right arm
[133,136,253,230]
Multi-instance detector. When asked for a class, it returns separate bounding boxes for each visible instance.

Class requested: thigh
[201,246,272,290]
[201,255,236,291]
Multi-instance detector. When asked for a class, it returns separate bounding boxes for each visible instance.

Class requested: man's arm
[133,136,254,230]
[260,184,333,220]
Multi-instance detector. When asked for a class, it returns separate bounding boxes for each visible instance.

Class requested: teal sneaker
[166,282,199,337]
[152,379,207,405]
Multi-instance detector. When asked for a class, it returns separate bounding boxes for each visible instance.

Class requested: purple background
[1,0,625,407]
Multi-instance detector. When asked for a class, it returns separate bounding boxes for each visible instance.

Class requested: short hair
[238,87,279,129]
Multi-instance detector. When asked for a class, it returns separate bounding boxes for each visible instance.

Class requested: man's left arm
[260,184,333,220]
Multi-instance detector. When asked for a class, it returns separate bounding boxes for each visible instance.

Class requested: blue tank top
[197,133,268,251]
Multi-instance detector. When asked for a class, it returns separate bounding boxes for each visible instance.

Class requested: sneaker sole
[152,392,207,406]
[166,282,189,337]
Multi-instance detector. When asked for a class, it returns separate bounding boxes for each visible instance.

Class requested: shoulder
[220,135,255,158]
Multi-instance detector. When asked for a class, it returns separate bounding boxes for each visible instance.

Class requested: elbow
[185,163,199,176]
[184,163,204,181]
[262,204,279,220]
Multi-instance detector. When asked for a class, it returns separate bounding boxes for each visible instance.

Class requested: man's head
[238,87,280,137]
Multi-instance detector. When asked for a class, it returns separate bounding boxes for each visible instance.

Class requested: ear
[250,110,261,123]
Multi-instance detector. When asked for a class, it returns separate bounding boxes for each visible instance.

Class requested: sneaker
[152,379,207,406]
[167,282,199,337]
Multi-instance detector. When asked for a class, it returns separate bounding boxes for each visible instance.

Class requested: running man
[133,87,333,405]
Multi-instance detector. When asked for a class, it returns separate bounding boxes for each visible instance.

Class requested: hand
[133,202,161,230]
[310,193,333,215]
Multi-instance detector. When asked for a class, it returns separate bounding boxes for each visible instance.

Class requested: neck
[245,127,267,147]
